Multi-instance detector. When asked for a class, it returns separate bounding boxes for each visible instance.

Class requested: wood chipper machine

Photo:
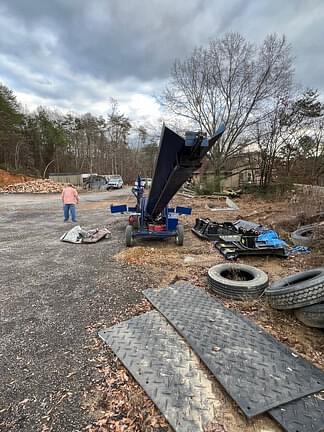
[110,123,225,246]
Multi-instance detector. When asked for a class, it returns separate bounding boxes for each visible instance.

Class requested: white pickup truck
[107,176,123,189]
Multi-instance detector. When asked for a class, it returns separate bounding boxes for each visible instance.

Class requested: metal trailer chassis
[111,182,191,247]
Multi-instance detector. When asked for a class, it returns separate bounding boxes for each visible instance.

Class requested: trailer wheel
[125,225,134,247]
[175,224,184,246]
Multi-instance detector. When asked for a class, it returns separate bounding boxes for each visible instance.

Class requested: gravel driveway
[0,190,156,431]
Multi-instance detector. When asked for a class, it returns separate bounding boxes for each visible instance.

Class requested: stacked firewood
[0,179,65,193]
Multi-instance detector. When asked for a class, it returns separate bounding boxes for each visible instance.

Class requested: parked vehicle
[107,176,123,189]
[134,177,152,189]
[144,178,152,188]
[83,175,107,190]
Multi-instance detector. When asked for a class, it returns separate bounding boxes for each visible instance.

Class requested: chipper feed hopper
[111,123,225,246]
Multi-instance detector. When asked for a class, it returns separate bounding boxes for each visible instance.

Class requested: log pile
[0,179,65,193]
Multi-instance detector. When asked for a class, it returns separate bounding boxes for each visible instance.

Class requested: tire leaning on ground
[208,263,269,300]
[265,268,324,310]
[294,302,324,328]
[291,224,316,246]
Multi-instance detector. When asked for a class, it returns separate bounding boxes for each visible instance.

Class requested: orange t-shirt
[62,186,79,204]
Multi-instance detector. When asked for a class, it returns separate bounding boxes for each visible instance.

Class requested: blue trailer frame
[111,177,192,245]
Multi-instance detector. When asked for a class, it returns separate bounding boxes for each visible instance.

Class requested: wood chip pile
[0,179,65,193]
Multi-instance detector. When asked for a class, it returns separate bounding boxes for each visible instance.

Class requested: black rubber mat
[144,282,324,418]
[98,310,220,432]
[269,392,324,432]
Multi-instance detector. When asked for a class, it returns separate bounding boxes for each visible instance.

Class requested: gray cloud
[0,0,323,120]
[0,0,209,82]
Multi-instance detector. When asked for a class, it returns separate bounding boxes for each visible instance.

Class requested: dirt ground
[0,189,323,432]
[0,169,34,186]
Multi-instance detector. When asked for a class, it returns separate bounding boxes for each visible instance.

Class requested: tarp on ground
[60,226,111,244]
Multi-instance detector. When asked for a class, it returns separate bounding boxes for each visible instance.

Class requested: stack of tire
[208,263,269,300]
[265,268,324,328]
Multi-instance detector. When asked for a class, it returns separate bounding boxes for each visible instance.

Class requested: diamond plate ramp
[98,310,220,432]
[144,283,324,418]
[269,393,324,432]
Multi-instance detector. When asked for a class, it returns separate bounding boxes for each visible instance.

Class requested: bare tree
[254,97,285,188]
[163,32,293,175]
[311,118,324,184]
[254,89,324,188]
[298,117,324,184]
[106,100,131,177]
[278,89,323,176]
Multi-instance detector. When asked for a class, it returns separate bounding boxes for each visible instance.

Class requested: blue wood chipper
[111,123,225,247]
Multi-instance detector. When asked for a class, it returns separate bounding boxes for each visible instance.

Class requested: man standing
[61,183,79,222]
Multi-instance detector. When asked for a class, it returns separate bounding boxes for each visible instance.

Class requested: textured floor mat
[269,392,324,432]
[98,310,221,432]
[144,283,324,418]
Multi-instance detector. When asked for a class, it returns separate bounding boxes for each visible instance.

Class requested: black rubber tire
[175,224,184,246]
[291,224,316,246]
[125,225,134,247]
[265,268,324,310]
[294,302,324,328]
[208,263,268,300]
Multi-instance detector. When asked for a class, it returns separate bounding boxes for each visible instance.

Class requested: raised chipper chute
[111,123,225,246]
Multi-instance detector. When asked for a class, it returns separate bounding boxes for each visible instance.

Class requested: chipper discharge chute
[111,123,225,246]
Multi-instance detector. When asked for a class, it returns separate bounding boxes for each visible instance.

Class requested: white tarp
[60,226,111,244]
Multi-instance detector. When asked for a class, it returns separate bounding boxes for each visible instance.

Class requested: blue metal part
[132,175,144,211]
[175,206,192,215]
[145,126,184,218]
[167,213,178,230]
[128,199,180,239]
[133,230,177,238]
[111,204,128,213]
[140,196,147,231]
[146,124,225,218]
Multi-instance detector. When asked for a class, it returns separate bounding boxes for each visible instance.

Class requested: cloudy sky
[0,0,323,125]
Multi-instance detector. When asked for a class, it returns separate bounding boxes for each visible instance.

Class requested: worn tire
[294,302,324,328]
[175,224,184,246]
[265,268,324,310]
[125,225,134,247]
[291,224,316,246]
[208,263,269,300]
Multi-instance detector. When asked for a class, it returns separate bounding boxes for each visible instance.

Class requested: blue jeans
[63,204,77,222]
